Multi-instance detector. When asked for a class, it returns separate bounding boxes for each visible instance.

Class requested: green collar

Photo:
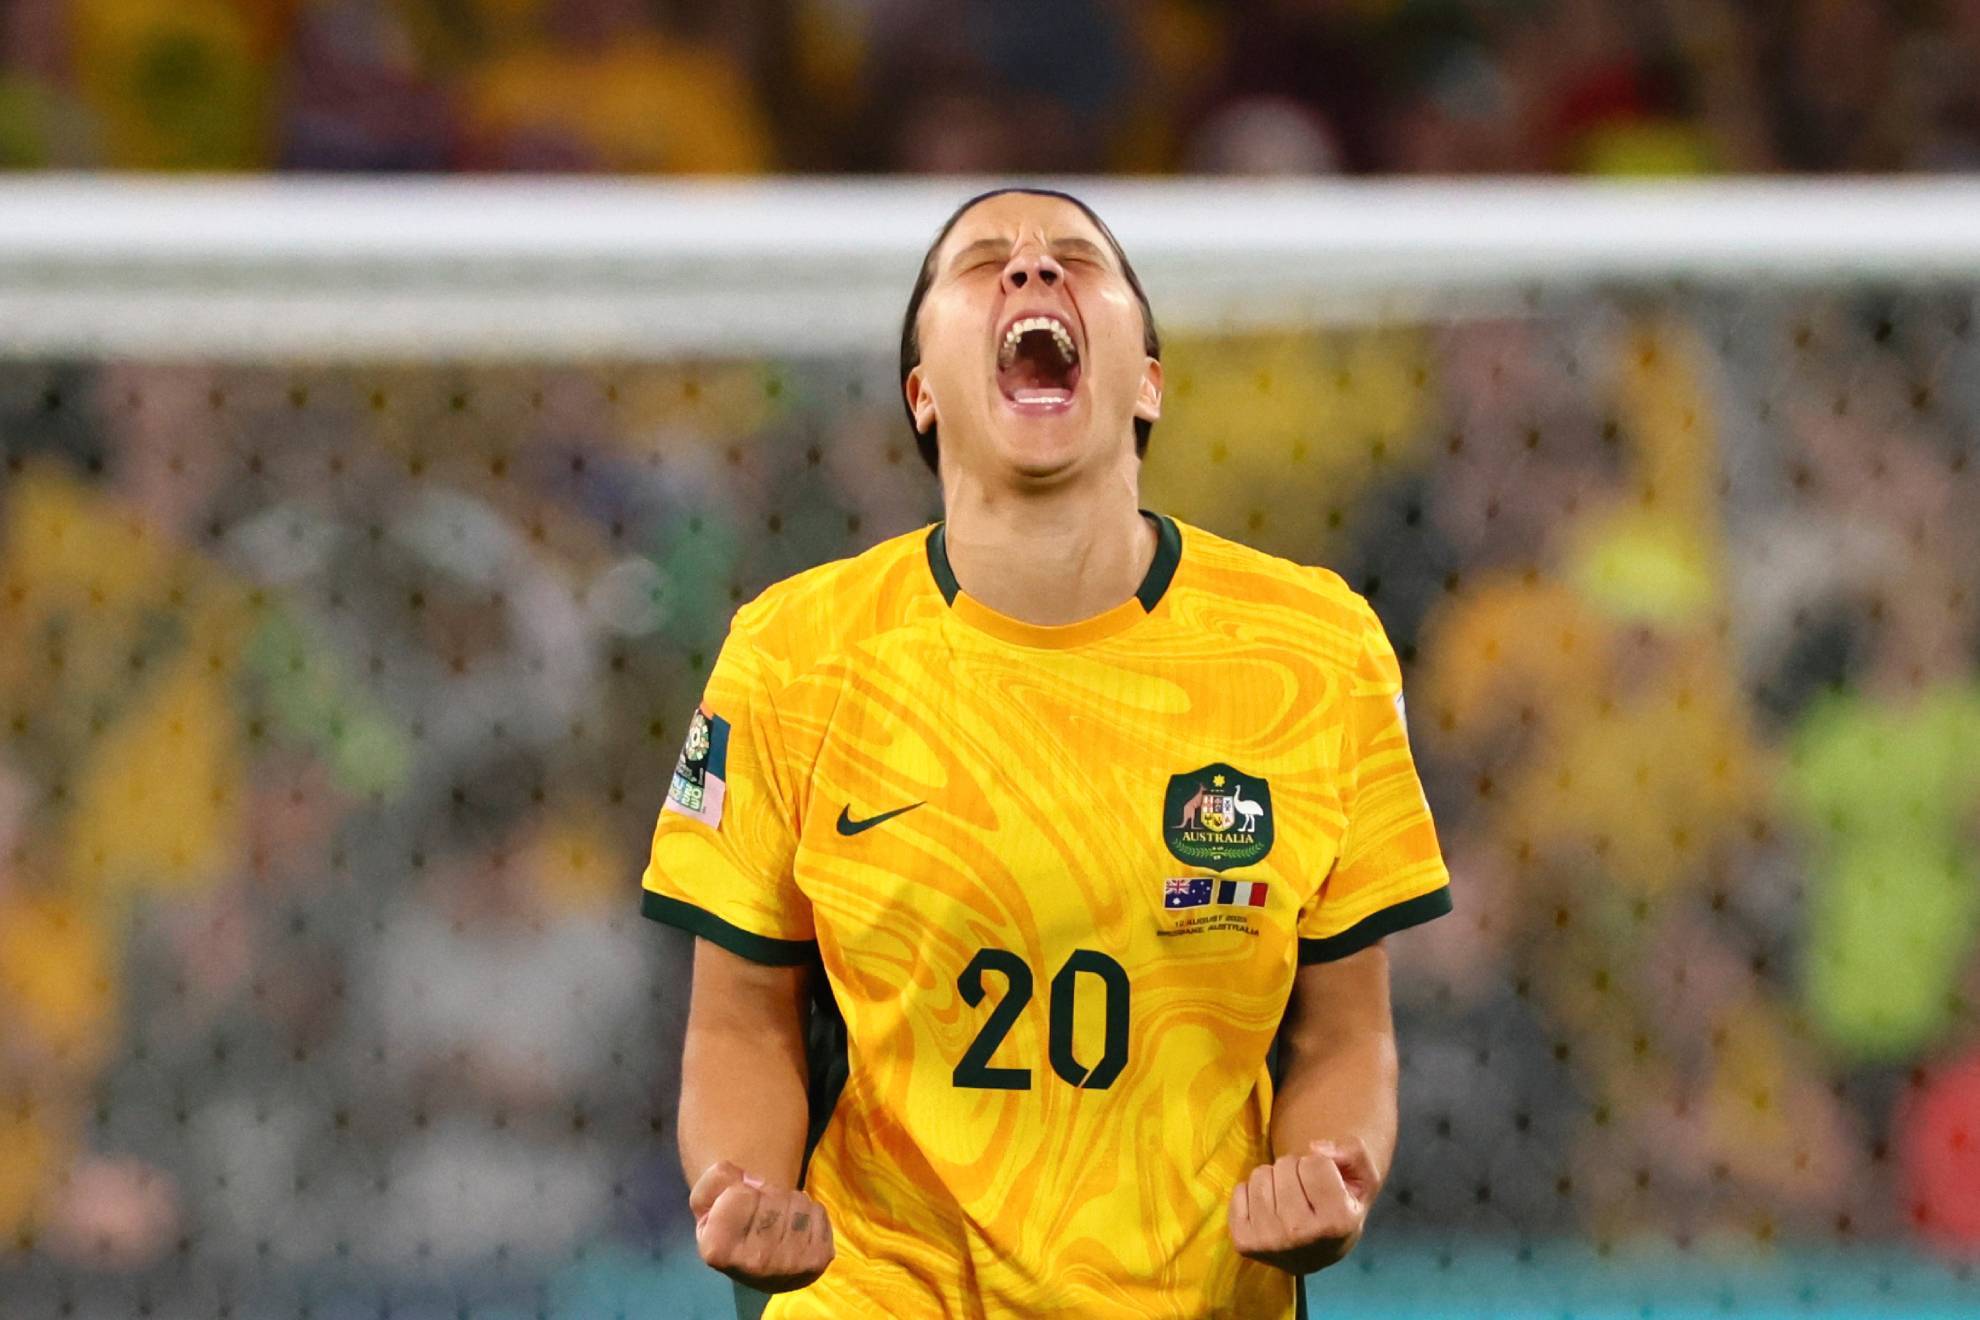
[924,510,1182,612]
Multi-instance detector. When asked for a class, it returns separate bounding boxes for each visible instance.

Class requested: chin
[986,406,1096,482]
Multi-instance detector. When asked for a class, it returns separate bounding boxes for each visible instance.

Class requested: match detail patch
[664,706,730,828]
[1164,877,1271,910]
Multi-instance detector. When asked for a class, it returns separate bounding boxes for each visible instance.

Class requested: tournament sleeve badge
[663,705,731,828]
[1163,763,1273,871]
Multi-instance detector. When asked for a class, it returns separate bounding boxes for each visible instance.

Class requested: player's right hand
[690,1160,836,1293]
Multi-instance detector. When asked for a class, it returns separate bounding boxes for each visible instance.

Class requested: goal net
[2,177,1977,1319]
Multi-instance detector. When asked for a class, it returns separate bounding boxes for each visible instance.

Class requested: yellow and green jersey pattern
[642,513,1451,1319]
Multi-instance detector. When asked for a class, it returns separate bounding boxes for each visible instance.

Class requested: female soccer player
[642,188,1452,1318]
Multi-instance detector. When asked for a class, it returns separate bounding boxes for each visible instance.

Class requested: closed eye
[1053,240,1111,269]
[948,239,1012,276]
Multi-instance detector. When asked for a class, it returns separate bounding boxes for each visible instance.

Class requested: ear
[904,364,938,435]
[1134,356,1163,424]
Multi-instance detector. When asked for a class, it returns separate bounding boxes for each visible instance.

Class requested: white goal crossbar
[3,176,1979,360]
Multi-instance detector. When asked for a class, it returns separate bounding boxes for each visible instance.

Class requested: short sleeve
[640,621,814,965]
[1297,599,1453,962]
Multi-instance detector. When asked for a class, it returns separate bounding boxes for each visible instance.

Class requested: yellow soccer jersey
[643,512,1451,1319]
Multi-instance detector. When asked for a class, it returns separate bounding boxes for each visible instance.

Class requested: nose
[1000,248,1062,293]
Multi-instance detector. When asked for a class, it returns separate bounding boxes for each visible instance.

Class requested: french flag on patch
[1217,879,1269,908]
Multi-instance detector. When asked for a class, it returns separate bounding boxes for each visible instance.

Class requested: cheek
[1083,288,1148,390]
[918,304,991,396]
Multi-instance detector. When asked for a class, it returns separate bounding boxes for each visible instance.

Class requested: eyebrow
[944,234,1116,273]
[946,237,1011,271]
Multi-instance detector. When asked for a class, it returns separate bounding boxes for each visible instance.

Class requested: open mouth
[996,314,1081,409]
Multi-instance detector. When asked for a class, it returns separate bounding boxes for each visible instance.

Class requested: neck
[939,457,1155,626]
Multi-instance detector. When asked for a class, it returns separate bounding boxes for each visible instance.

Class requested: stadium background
[3,2,1979,1317]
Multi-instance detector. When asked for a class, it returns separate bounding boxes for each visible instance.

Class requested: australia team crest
[1162,763,1273,871]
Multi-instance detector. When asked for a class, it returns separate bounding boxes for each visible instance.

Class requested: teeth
[998,316,1078,369]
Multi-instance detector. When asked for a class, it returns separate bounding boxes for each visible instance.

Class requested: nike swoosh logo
[836,802,925,836]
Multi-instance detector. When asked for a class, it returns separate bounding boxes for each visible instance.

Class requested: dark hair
[898,188,1161,475]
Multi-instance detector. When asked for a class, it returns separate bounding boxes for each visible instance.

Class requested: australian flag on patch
[1164,877,1214,909]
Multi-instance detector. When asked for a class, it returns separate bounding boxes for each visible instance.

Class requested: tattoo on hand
[754,1209,781,1235]
[792,1212,811,1233]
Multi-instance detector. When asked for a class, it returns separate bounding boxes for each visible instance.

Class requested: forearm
[677,940,813,1189]
[1270,945,1401,1188]
[1269,1018,1398,1184]
[1229,950,1401,1276]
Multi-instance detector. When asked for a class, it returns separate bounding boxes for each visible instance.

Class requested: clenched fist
[690,1161,836,1293]
[1228,1138,1376,1276]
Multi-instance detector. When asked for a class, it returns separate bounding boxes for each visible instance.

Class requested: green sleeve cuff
[1297,885,1453,964]
[641,890,817,966]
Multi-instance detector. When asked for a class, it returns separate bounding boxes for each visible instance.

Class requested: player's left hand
[1228,1138,1376,1276]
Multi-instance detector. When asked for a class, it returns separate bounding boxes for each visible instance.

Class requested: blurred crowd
[1162,291,1980,1252]
[0,355,934,1313]
[2,283,1979,1314]
[2,0,1979,175]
